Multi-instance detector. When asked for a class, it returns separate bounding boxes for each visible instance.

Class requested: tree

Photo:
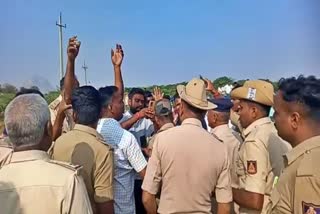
[213,76,234,88]
[1,83,18,94]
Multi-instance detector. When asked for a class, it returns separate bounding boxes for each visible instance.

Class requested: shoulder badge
[302,202,320,214]
[49,160,82,174]
[247,160,257,175]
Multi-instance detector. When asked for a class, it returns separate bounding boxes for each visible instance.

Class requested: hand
[152,87,164,101]
[58,98,72,114]
[111,44,124,67]
[67,36,81,61]
[204,78,215,92]
[135,108,148,120]
[145,109,155,121]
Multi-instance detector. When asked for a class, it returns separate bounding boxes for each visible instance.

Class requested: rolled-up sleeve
[142,137,162,195]
[215,147,232,203]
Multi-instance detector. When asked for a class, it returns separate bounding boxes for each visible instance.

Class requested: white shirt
[120,111,154,148]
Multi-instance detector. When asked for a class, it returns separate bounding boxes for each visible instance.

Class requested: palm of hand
[112,53,123,66]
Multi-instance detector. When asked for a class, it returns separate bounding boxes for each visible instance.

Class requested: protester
[96,44,147,214]
[230,80,290,213]
[0,94,92,214]
[142,78,232,214]
[120,87,154,213]
[268,75,320,214]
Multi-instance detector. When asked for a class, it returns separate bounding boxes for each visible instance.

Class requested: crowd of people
[0,36,319,214]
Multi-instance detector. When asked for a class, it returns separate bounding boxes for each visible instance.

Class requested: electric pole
[56,12,66,80]
[82,61,88,85]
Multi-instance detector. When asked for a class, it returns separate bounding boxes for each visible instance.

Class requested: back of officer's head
[278,75,320,122]
[5,94,51,150]
[72,86,101,126]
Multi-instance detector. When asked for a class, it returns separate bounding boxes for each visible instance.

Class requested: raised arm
[64,36,80,104]
[111,44,124,98]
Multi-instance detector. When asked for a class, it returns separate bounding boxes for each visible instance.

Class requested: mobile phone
[148,100,155,110]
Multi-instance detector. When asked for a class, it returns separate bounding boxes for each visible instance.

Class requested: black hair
[128,88,145,99]
[144,90,153,98]
[15,88,44,98]
[246,100,271,117]
[278,75,320,121]
[163,94,171,100]
[60,77,65,90]
[71,86,101,125]
[99,86,118,107]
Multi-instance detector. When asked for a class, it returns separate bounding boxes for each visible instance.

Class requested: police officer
[0,94,92,214]
[230,80,290,213]
[207,98,242,214]
[142,78,232,214]
[269,75,320,214]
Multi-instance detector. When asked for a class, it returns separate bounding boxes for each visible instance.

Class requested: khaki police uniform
[142,79,232,214]
[231,80,291,214]
[49,95,74,133]
[0,150,93,214]
[52,124,114,213]
[0,137,13,167]
[148,122,174,150]
[268,136,320,214]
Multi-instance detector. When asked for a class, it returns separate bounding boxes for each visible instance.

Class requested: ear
[212,112,218,123]
[128,99,132,106]
[250,106,258,119]
[46,121,53,140]
[290,112,301,130]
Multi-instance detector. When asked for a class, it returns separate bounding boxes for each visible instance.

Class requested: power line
[56,12,66,80]
[82,60,88,85]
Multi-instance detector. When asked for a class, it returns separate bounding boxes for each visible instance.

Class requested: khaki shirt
[0,137,13,167]
[268,136,320,214]
[49,95,74,133]
[52,124,114,212]
[0,150,92,214]
[212,124,242,185]
[142,118,232,214]
[148,122,174,150]
[236,117,289,214]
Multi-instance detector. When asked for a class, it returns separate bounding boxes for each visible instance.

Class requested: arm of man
[215,146,232,214]
[52,99,71,141]
[64,36,80,104]
[120,108,147,130]
[142,137,162,213]
[232,140,267,211]
[125,131,147,179]
[111,44,124,98]
[142,191,157,214]
[94,147,115,214]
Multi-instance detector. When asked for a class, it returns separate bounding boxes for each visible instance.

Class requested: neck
[211,121,228,129]
[291,127,320,148]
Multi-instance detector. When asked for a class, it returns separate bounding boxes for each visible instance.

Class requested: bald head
[4,94,50,148]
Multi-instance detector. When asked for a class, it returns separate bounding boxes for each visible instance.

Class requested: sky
[0,0,319,91]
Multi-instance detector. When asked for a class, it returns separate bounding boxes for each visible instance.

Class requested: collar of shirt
[10,150,50,163]
[49,95,62,110]
[211,124,230,140]
[73,124,103,140]
[242,117,272,137]
[158,123,175,133]
[181,118,202,127]
[285,135,320,166]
